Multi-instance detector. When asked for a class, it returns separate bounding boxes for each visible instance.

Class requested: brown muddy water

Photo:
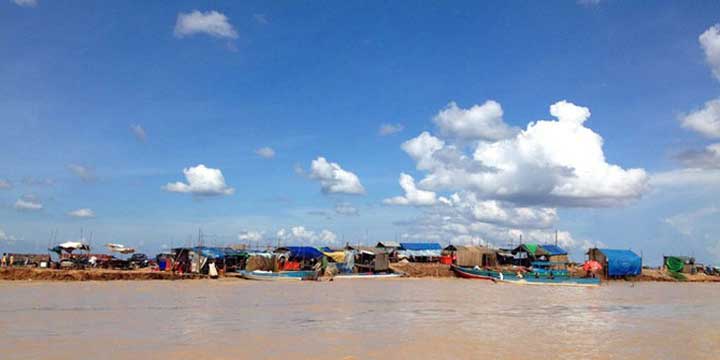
[1,279,718,360]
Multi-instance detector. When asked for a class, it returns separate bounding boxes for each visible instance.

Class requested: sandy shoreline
[2,264,720,283]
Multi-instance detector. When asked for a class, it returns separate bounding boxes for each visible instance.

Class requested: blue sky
[2,0,720,265]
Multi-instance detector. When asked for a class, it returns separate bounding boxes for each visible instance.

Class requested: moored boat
[452,265,600,287]
[450,265,498,281]
[239,270,318,281]
[495,276,600,287]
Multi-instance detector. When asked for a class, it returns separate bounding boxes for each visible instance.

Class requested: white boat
[239,270,318,281]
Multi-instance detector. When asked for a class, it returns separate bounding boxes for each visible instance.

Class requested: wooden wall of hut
[454,246,496,267]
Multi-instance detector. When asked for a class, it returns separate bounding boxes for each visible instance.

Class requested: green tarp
[525,243,538,255]
[666,256,684,272]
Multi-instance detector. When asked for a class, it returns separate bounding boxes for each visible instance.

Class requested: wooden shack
[376,241,401,261]
[353,246,390,272]
[442,245,497,267]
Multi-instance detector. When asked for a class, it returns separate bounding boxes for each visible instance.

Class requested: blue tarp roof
[193,247,247,259]
[599,249,642,276]
[277,246,325,260]
[540,245,567,256]
[400,243,442,251]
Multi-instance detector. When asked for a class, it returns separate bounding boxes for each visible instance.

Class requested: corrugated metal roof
[539,245,567,256]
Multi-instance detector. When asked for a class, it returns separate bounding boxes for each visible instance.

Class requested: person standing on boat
[1,253,6,268]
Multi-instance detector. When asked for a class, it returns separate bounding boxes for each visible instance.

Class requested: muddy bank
[633,269,720,282]
[390,262,454,277]
[0,268,203,281]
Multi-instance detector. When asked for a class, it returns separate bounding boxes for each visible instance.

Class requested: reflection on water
[1,280,719,359]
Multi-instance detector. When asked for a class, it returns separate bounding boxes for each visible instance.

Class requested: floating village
[2,238,720,285]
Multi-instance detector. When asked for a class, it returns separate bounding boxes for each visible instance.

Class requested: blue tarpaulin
[194,247,247,259]
[540,245,568,256]
[600,249,642,276]
[400,243,442,251]
[278,246,325,260]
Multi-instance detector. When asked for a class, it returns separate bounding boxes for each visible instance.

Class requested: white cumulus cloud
[174,10,238,39]
[433,100,517,141]
[67,208,95,218]
[401,100,647,207]
[700,24,720,81]
[255,147,275,159]
[308,157,365,195]
[681,98,720,139]
[384,173,444,206]
[163,164,235,196]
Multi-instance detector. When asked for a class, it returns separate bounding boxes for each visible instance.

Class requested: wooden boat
[450,265,498,281]
[239,270,318,281]
[495,276,600,287]
[333,273,403,279]
[452,265,600,287]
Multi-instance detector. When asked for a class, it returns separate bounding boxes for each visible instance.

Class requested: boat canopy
[49,242,90,254]
[106,243,135,254]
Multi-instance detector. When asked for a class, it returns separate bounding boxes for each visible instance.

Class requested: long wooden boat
[239,270,318,281]
[452,265,600,287]
[333,273,403,279]
[495,276,600,287]
[450,265,497,281]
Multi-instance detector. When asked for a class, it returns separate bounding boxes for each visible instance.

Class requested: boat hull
[240,270,318,281]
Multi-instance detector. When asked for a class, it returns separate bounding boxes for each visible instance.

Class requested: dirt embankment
[390,262,454,277]
[633,269,720,282]
[0,268,202,281]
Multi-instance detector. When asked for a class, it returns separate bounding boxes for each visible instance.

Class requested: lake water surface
[1,279,718,359]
